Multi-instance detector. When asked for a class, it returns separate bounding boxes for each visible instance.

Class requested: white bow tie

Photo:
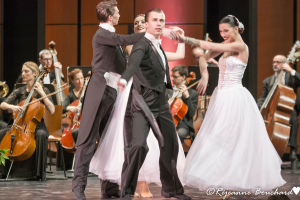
[152,39,162,45]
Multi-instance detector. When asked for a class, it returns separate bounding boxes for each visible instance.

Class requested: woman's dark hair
[219,15,244,34]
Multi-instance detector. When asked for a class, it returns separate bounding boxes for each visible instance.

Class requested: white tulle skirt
[89,78,186,186]
[183,85,286,193]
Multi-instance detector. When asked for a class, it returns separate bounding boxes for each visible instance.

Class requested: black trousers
[0,120,7,130]
[121,86,184,196]
[72,86,118,194]
[289,110,299,148]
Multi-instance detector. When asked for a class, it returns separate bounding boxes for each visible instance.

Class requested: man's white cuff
[120,79,127,85]
[291,70,296,76]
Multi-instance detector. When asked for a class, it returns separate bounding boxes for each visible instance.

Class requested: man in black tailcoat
[118,8,191,200]
[72,1,145,199]
[257,54,300,169]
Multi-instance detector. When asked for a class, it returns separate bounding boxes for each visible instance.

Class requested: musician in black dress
[257,54,300,167]
[62,69,85,143]
[0,61,55,181]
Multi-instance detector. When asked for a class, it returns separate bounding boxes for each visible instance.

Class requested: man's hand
[282,63,294,74]
[178,85,189,98]
[117,80,125,93]
[54,62,63,73]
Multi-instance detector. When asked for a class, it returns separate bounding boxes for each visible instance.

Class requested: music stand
[15,83,58,105]
[188,65,219,117]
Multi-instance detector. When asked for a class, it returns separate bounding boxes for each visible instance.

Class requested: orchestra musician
[38,49,64,84]
[15,49,64,84]
[257,54,300,164]
[0,61,55,181]
[62,69,84,144]
[167,65,199,143]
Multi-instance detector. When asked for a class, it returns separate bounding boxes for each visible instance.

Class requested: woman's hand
[9,105,23,113]
[67,106,80,113]
[196,76,209,95]
[34,82,46,97]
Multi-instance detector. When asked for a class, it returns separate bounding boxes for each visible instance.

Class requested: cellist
[167,65,199,143]
[257,55,300,164]
[0,61,55,181]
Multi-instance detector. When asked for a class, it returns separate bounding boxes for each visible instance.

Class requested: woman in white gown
[175,15,286,198]
[89,14,186,198]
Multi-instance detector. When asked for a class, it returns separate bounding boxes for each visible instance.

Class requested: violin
[0,68,50,161]
[61,72,91,153]
[260,41,300,157]
[169,72,196,126]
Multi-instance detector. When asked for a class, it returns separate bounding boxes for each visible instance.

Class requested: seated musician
[0,62,55,180]
[257,55,300,162]
[16,50,65,84]
[38,49,64,84]
[168,65,199,143]
[62,69,84,143]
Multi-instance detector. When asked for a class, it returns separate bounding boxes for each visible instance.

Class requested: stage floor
[0,167,300,200]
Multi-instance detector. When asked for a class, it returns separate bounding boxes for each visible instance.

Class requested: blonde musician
[62,69,85,143]
[0,61,54,181]
[257,55,300,168]
[38,49,64,84]
[168,65,199,143]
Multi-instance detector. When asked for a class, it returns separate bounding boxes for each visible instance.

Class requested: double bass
[260,41,300,157]
[60,72,91,153]
[49,41,67,105]
[0,68,49,161]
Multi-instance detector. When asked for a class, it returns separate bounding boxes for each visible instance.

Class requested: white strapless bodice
[218,56,247,89]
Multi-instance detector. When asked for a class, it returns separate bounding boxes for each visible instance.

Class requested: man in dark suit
[72,1,145,200]
[168,65,198,143]
[257,54,300,169]
[118,8,191,200]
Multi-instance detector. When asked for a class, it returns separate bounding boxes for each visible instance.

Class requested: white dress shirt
[275,70,296,85]
[39,64,50,84]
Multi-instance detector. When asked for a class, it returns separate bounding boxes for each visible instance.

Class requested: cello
[60,72,91,153]
[0,68,49,161]
[168,72,196,126]
[260,41,300,157]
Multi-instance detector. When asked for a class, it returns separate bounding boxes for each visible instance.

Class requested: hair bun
[238,22,244,34]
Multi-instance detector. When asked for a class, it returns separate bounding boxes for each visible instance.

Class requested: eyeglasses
[272,61,283,64]
[172,75,182,79]
[42,58,53,61]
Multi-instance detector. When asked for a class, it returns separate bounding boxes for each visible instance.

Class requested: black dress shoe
[73,185,86,200]
[119,194,132,200]
[102,189,121,198]
[161,190,191,200]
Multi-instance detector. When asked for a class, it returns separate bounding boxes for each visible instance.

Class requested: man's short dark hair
[96,0,117,22]
[172,65,188,77]
[145,8,164,22]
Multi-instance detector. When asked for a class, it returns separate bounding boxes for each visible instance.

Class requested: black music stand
[67,66,92,91]
[188,65,219,117]
[15,83,58,105]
